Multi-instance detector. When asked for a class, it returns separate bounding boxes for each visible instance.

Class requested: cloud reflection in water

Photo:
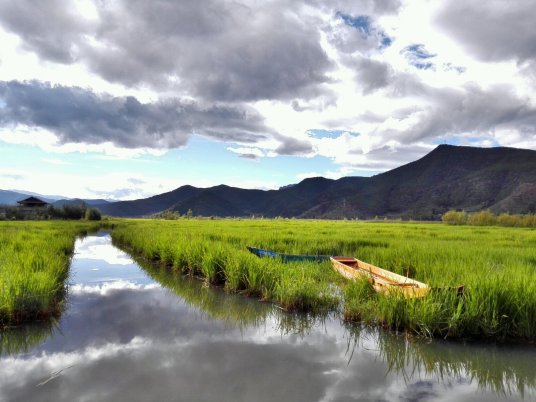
[0,234,535,401]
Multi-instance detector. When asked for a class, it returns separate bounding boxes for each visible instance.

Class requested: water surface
[1,233,535,401]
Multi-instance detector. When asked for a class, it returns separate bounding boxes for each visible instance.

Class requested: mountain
[301,145,536,219]
[89,144,536,219]
[0,190,28,205]
[0,190,57,205]
[52,198,111,207]
[0,190,111,208]
[8,190,65,201]
[96,185,204,217]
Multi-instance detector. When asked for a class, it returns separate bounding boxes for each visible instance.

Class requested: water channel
[1,232,535,401]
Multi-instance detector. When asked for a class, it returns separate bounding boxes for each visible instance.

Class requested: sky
[0,0,535,200]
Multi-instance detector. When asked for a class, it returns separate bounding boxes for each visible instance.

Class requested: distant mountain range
[0,190,57,205]
[92,145,536,219]
[3,145,536,219]
[0,190,110,207]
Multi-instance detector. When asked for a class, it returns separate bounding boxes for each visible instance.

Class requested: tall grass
[111,218,536,341]
[0,221,102,326]
[112,219,340,312]
[3,218,536,341]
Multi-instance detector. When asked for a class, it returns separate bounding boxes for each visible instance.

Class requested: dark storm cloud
[349,57,393,93]
[436,1,536,63]
[0,0,93,63]
[274,134,314,155]
[0,81,272,148]
[0,0,334,103]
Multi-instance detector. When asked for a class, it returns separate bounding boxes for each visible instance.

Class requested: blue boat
[246,246,330,263]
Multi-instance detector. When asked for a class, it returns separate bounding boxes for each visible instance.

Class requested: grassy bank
[112,220,340,311]
[3,218,536,341]
[0,221,103,326]
[112,219,536,341]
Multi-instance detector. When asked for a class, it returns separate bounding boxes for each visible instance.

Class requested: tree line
[0,204,102,221]
[442,210,536,228]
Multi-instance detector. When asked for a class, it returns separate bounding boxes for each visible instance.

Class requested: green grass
[112,219,340,312]
[0,221,103,326]
[111,218,536,341]
[3,218,536,341]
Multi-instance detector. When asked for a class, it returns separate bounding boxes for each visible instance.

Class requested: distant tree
[186,209,193,219]
[156,211,180,220]
[441,210,467,225]
[85,207,102,221]
[467,210,496,226]
[497,213,518,227]
[62,203,86,220]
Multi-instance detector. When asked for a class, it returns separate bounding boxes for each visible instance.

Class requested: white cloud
[226,146,266,159]
[0,125,169,159]
[73,236,135,265]
[70,281,161,296]
[1,0,535,190]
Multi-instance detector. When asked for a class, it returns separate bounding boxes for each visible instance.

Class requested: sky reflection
[0,234,535,401]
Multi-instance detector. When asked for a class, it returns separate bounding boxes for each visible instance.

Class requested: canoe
[246,246,330,263]
[330,256,430,298]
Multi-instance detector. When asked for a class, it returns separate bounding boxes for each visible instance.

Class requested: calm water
[1,233,535,401]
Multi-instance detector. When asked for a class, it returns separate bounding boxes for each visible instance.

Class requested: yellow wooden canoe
[330,256,430,298]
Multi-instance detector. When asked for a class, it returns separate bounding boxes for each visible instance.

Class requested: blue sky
[0,0,535,199]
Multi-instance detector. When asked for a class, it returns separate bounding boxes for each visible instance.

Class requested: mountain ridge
[93,144,536,219]
[4,145,536,219]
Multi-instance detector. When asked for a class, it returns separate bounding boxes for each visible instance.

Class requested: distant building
[17,196,48,208]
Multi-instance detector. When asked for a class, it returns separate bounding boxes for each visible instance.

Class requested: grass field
[0,221,103,327]
[2,218,536,341]
[111,219,536,341]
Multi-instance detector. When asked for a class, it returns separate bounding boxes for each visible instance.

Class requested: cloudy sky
[0,0,535,200]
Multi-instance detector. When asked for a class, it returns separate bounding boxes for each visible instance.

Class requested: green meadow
[2,218,536,341]
[112,219,536,341]
[0,221,102,326]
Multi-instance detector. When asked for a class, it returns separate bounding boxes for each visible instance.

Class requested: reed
[111,219,340,311]
[3,218,536,341]
[0,221,102,326]
[110,218,536,341]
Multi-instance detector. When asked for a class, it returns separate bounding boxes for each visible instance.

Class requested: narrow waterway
[1,232,535,401]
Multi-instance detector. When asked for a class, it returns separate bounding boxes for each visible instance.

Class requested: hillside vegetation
[96,145,536,219]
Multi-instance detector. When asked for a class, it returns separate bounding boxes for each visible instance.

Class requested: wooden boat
[330,256,430,298]
[246,246,330,263]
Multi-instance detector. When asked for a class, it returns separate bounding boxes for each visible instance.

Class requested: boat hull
[247,246,330,263]
[330,256,430,298]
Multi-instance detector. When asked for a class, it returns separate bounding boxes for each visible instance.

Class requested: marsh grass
[112,220,340,311]
[3,218,536,340]
[111,218,536,341]
[0,221,103,326]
